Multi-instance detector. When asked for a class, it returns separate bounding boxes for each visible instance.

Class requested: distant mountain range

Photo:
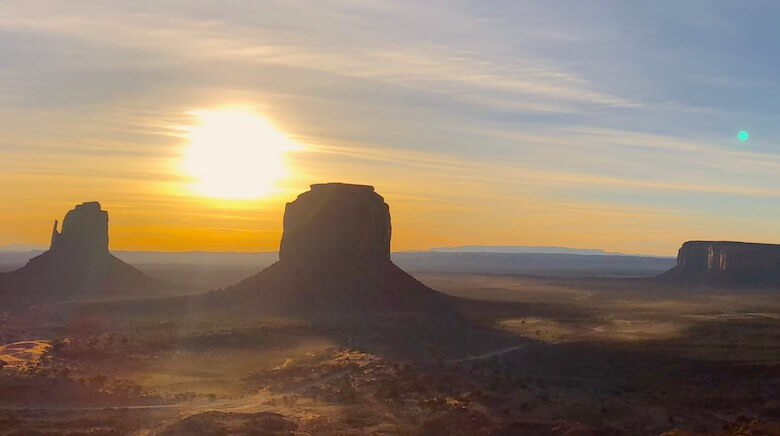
[427,245,632,256]
[0,244,47,252]
[0,244,666,267]
[1,243,675,283]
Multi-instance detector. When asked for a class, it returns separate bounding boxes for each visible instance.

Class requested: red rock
[279,183,391,267]
[50,201,109,255]
[0,202,162,302]
[216,182,461,323]
[663,241,780,287]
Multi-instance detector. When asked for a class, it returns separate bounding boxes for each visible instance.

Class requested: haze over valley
[1,186,778,434]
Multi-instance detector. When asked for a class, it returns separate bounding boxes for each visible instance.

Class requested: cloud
[0,1,638,111]
[1,1,780,252]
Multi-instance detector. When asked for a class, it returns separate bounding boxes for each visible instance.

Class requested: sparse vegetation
[1,273,778,434]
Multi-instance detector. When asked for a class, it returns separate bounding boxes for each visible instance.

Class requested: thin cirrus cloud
[0,1,779,254]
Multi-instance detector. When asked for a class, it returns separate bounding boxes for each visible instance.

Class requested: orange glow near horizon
[1,106,778,257]
[5,3,780,259]
[180,108,302,199]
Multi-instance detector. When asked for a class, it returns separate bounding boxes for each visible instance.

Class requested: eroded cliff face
[664,241,780,287]
[676,241,780,273]
[219,182,459,321]
[50,201,109,255]
[2,202,159,302]
[279,183,391,267]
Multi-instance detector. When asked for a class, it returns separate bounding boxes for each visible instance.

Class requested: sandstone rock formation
[662,240,780,287]
[279,183,391,267]
[50,201,109,255]
[0,202,161,303]
[216,183,459,321]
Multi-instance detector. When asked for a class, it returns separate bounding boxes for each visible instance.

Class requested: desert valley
[4,3,780,435]
[0,183,778,435]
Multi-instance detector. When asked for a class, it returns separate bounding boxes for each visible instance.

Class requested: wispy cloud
[1,1,780,253]
[0,2,637,111]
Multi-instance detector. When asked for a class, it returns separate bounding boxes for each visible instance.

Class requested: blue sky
[0,1,779,254]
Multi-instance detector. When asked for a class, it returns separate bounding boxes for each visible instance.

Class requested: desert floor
[1,272,778,435]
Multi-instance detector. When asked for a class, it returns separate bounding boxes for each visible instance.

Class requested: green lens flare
[738,131,749,141]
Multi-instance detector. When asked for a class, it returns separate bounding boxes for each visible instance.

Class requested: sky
[1,1,779,256]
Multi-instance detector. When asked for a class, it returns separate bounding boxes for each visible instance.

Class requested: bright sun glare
[182,108,300,199]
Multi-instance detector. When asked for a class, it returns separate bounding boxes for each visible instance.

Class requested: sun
[181,108,300,199]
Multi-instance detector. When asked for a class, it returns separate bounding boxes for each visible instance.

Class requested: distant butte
[50,201,109,254]
[0,202,162,303]
[661,240,780,288]
[212,183,462,322]
[280,183,391,267]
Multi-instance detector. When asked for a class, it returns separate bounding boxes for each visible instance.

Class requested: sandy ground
[1,273,779,434]
[0,340,51,368]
